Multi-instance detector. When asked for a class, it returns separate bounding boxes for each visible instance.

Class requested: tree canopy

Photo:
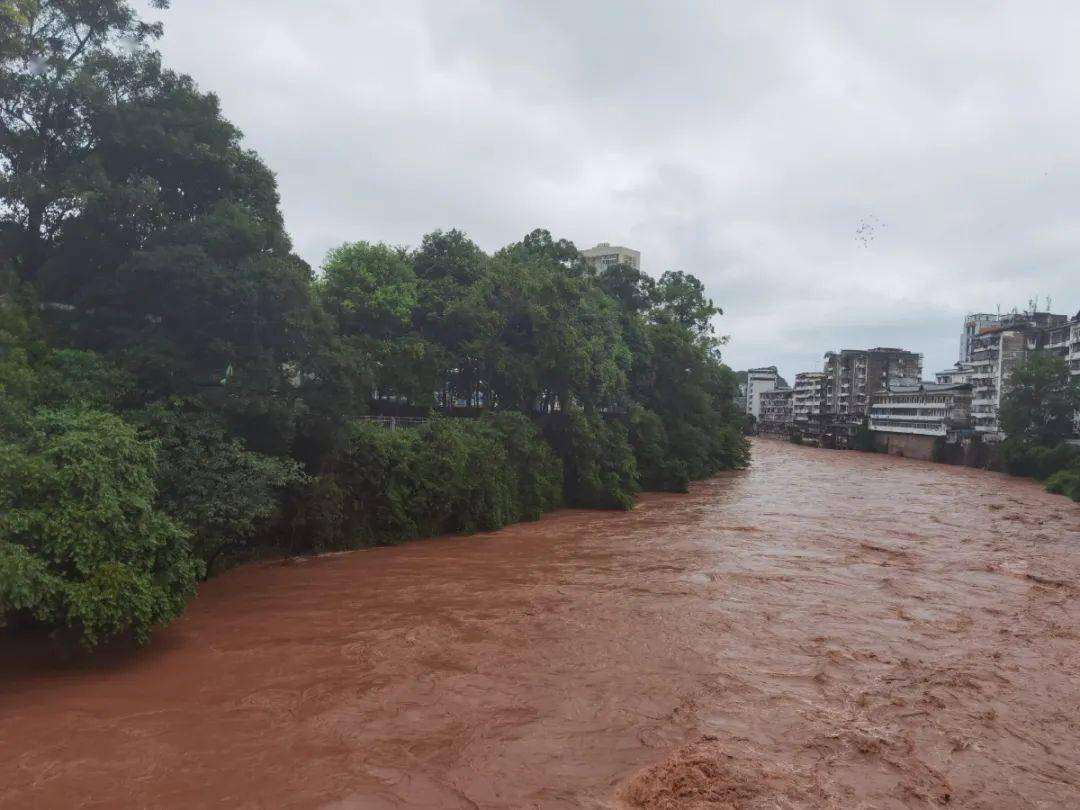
[1,1,747,649]
[1000,351,1080,447]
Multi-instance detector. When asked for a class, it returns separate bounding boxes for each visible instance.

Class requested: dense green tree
[2,0,323,452]
[134,402,307,574]
[0,407,201,647]
[627,405,689,492]
[1,1,750,652]
[597,262,657,315]
[999,352,1080,492]
[544,411,639,510]
[653,270,720,336]
[1000,351,1080,447]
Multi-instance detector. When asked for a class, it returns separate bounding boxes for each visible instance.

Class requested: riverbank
[3,439,1079,807]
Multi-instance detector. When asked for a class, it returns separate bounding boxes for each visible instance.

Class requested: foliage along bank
[0,1,747,648]
[998,352,1080,502]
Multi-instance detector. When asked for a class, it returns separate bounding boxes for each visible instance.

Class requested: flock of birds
[855,214,884,247]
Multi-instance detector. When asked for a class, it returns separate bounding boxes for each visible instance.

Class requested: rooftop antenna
[1047,295,1052,313]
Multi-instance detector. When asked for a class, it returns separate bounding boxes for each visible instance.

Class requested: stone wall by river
[3,439,1079,808]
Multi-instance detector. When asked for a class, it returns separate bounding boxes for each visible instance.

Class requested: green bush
[287,475,347,553]
[1001,437,1078,480]
[320,416,564,548]
[133,402,308,573]
[0,409,202,647]
[628,406,689,492]
[1045,467,1080,501]
[546,411,639,510]
[853,419,876,453]
[711,425,751,471]
[481,412,563,519]
[789,426,804,445]
[408,418,516,534]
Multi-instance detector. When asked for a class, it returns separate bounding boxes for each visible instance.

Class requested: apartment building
[1045,311,1080,378]
[745,366,780,420]
[934,362,976,385]
[1071,316,1080,377]
[869,382,973,459]
[759,388,793,433]
[965,310,1070,437]
[960,313,1002,363]
[580,243,641,272]
[822,347,922,420]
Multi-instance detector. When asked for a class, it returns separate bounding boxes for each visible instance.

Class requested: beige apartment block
[581,243,641,271]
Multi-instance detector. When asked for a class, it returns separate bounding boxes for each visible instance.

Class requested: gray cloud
[142,0,1080,380]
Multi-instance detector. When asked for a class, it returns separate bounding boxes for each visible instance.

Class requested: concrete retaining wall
[871,432,937,461]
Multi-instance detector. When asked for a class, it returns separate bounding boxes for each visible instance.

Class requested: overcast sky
[142,1,1079,381]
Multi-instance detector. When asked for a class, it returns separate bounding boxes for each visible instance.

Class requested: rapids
[3,439,1079,807]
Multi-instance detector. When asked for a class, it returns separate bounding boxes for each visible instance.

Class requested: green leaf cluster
[1,407,200,647]
[304,415,563,548]
[999,351,1080,502]
[1,1,749,649]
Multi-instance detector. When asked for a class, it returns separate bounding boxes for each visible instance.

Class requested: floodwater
[3,440,1080,809]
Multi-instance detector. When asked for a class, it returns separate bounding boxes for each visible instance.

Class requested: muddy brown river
[3,439,1080,808]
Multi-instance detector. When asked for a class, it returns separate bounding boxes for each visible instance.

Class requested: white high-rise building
[745,367,780,420]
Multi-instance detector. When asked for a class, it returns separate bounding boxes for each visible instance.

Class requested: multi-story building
[822,347,922,420]
[734,382,747,415]
[935,362,976,385]
[791,371,829,440]
[1045,311,1080,376]
[965,310,1070,438]
[758,388,793,433]
[869,382,973,459]
[960,313,1002,363]
[1070,314,1080,377]
[580,243,641,272]
[745,366,780,420]
[792,372,828,423]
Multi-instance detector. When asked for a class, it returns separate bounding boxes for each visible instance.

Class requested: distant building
[934,362,976,385]
[822,347,922,421]
[965,310,1070,438]
[745,366,780,420]
[734,382,748,414]
[1071,315,1080,378]
[869,382,973,460]
[960,313,1002,363]
[759,388,793,433]
[791,372,829,439]
[580,243,641,272]
[1046,312,1080,376]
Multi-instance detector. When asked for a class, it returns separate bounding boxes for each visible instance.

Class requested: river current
[3,438,1079,808]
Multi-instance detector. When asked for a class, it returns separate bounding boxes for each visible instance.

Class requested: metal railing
[354,415,431,430]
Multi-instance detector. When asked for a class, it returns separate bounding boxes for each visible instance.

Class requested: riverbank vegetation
[0,1,747,648]
[1000,352,1080,501]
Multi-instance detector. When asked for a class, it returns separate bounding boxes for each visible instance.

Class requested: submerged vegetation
[0,1,746,647]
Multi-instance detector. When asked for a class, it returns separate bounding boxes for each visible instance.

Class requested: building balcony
[870,420,946,436]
